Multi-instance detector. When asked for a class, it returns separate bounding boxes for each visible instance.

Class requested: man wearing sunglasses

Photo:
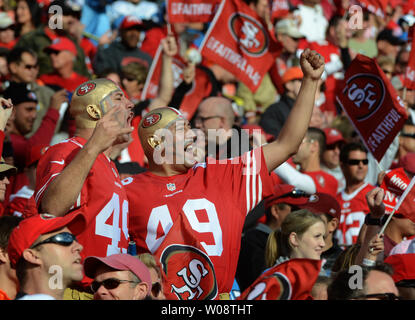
[83,253,152,300]
[7,212,86,300]
[335,142,375,246]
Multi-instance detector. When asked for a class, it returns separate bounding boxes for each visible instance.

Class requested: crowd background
[0,0,415,300]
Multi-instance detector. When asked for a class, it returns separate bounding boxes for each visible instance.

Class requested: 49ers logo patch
[342,74,385,122]
[142,113,162,128]
[160,244,218,300]
[76,82,96,96]
[229,13,268,57]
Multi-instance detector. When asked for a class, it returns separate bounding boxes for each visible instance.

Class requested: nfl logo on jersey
[166,183,176,191]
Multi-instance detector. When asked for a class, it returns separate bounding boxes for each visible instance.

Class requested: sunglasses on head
[347,159,368,166]
[31,232,77,249]
[91,278,140,293]
[401,132,415,139]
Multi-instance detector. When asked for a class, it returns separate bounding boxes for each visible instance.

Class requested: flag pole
[379,176,415,235]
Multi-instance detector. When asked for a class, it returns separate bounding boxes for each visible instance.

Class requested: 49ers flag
[154,214,219,300]
[336,54,407,162]
[199,0,281,93]
[167,0,221,23]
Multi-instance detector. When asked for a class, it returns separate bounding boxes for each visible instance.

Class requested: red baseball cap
[297,192,341,219]
[120,15,145,30]
[26,144,48,167]
[264,184,310,209]
[400,152,415,175]
[323,127,345,146]
[384,253,415,283]
[83,253,152,295]
[45,37,77,56]
[282,67,303,84]
[8,212,86,268]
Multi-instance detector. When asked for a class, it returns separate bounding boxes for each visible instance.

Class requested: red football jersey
[124,148,274,295]
[35,137,130,269]
[303,170,339,198]
[238,258,322,300]
[335,183,375,245]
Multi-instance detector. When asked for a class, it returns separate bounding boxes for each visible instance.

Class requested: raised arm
[263,49,325,172]
[40,106,133,216]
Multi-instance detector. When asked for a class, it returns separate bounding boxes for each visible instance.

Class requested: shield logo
[229,13,268,57]
[342,74,385,122]
[166,183,176,191]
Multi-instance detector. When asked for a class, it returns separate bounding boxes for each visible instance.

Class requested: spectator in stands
[384,253,415,300]
[336,142,374,246]
[15,0,90,78]
[376,28,406,61]
[40,37,89,92]
[6,47,55,135]
[327,262,399,300]
[7,212,86,300]
[84,253,152,300]
[0,215,22,300]
[259,67,303,139]
[236,184,310,292]
[377,55,395,80]
[3,82,66,170]
[14,0,42,38]
[292,127,338,197]
[321,127,346,193]
[120,62,147,105]
[137,252,165,300]
[93,15,152,76]
[0,12,16,50]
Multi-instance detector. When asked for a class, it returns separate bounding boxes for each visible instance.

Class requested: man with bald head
[124,49,325,300]
[195,96,248,159]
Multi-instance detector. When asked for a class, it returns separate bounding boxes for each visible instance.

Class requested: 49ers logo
[342,74,385,122]
[76,82,96,96]
[229,13,268,57]
[142,113,161,128]
[160,244,218,300]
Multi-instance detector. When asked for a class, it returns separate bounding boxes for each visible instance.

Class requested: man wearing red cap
[83,253,152,300]
[40,37,89,92]
[236,184,310,292]
[385,253,415,300]
[93,15,152,77]
[7,212,86,300]
[321,127,346,193]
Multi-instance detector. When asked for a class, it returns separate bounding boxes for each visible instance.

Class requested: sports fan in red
[335,143,375,246]
[34,79,134,289]
[124,49,325,299]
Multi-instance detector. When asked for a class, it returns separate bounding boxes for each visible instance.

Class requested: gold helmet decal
[70,78,121,129]
[139,107,185,155]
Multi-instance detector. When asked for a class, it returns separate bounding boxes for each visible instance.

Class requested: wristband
[364,214,387,226]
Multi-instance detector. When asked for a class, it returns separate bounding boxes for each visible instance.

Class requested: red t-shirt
[34,137,130,285]
[123,147,274,294]
[335,183,375,245]
[39,72,89,92]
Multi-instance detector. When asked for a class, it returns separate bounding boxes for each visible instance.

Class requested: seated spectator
[2,82,65,171]
[120,62,148,105]
[236,184,311,292]
[83,253,152,300]
[40,37,89,92]
[137,253,165,300]
[7,212,86,300]
[0,215,22,300]
[93,15,152,76]
[0,12,16,50]
[14,0,42,38]
[6,47,55,135]
[327,262,400,300]
[239,209,326,300]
